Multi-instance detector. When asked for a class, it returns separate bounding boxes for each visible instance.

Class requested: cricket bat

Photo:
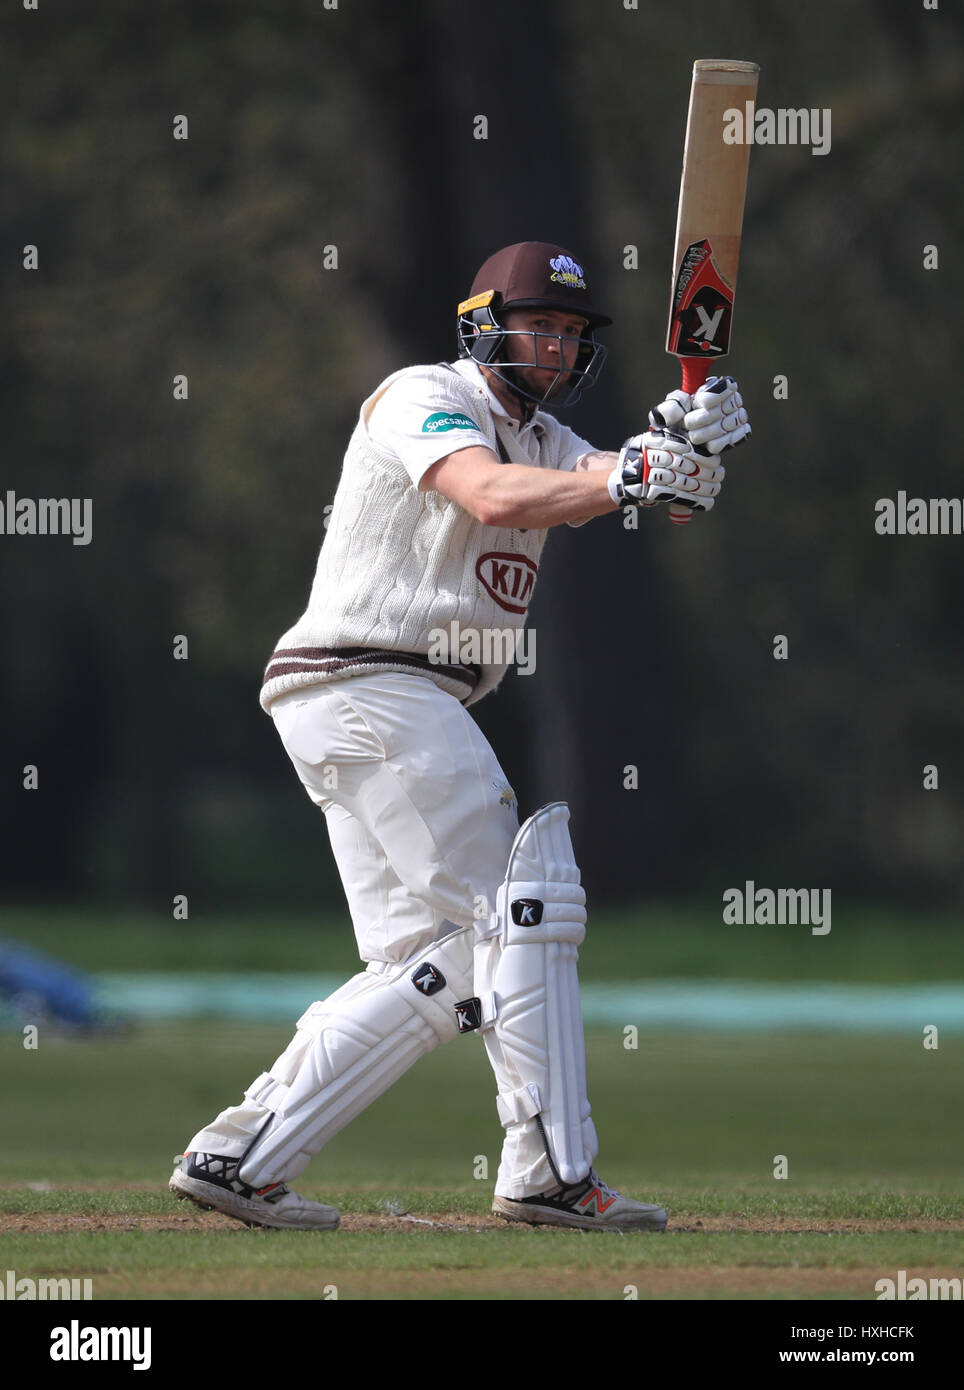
[666,59,759,525]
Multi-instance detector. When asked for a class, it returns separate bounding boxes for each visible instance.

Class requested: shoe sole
[492,1196,667,1232]
[169,1170,339,1231]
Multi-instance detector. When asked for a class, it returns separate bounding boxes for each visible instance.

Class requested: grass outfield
[5,903,964,981]
[2,1023,962,1300]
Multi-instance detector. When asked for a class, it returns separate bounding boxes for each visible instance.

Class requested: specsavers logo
[422,412,480,434]
[548,255,587,290]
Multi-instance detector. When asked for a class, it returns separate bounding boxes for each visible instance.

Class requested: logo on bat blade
[668,240,734,357]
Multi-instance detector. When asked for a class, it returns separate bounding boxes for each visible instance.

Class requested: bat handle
[680,358,712,395]
[669,358,714,526]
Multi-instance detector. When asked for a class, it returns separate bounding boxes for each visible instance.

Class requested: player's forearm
[574,449,620,474]
[475,460,619,529]
[565,450,622,524]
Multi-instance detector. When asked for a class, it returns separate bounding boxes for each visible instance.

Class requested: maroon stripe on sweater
[262,646,480,691]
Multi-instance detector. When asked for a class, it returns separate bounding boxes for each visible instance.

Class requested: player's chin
[527,366,571,396]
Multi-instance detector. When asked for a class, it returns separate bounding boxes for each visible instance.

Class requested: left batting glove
[607,429,725,513]
[650,375,751,454]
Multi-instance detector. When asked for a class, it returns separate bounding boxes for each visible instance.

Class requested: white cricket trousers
[186,672,570,1194]
[273,673,520,963]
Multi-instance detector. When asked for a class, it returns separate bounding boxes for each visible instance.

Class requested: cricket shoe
[492,1171,667,1232]
[169,1151,340,1230]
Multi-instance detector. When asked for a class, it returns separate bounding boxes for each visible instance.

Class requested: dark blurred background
[3,0,962,917]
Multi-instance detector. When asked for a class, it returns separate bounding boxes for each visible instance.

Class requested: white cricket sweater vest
[260,364,554,711]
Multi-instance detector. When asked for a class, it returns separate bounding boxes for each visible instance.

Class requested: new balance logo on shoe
[578,1185,617,1215]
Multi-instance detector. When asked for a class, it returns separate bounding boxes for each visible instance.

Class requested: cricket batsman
[170,241,750,1231]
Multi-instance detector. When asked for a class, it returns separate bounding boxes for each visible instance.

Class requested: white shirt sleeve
[367,370,496,487]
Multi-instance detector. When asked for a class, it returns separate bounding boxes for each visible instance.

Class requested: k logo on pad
[454,998,483,1033]
[411,963,446,995]
[511,898,544,927]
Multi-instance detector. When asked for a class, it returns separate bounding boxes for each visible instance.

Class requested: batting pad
[476,802,597,1187]
[235,926,474,1188]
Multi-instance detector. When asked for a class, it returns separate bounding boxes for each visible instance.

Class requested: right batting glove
[607,429,725,513]
[650,375,751,454]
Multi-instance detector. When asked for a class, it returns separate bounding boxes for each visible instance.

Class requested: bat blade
[666,59,759,524]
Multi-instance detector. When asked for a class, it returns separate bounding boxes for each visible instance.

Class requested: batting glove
[646,388,692,432]
[607,429,725,513]
[651,375,750,454]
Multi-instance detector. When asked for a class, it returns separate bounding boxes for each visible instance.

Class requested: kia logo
[476,552,538,615]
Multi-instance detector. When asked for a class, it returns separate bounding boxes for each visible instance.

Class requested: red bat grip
[669,358,714,525]
[680,357,712,395]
